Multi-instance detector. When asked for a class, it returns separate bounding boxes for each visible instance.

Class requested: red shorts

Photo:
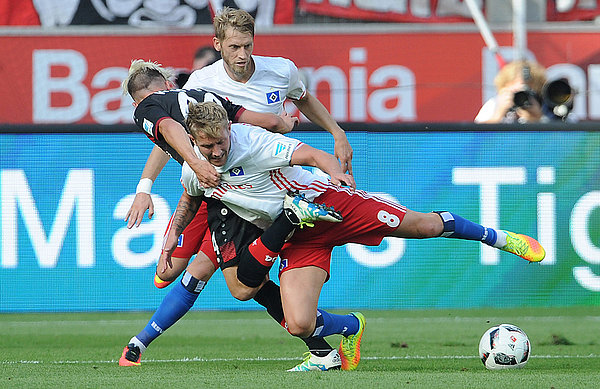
[165,202,218,267]
[278,186,406,278]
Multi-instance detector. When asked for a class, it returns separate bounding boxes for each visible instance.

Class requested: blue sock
[435,211,497,245]
[312,309,359,337]
[136,272,204,347]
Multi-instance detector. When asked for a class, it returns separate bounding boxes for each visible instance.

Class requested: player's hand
[190,159,220,188]
[279,110,299,134]
[125,193,154,228]
[334,136,353,175]
[330,172,355,189]
[158,247,174,274]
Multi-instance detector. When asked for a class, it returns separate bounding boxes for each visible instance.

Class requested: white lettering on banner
[537,167,556,265]
[32,49,134,124]
[346,192,405,268]
[33,50,89,123]
[112,194,171,269]
[300,47,416,122]
[571,191,600,291]
[90,67,133,124]
[1,169,95,268]
[452,167,527,265]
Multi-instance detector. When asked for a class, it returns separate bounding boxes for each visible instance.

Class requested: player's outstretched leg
[284,192,343,228]
[498,231,545,262]
[433,211,545,263]
[118,271,206,366]
[338,312,366,371]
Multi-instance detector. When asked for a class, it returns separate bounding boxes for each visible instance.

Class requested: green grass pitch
[2,306,599,388]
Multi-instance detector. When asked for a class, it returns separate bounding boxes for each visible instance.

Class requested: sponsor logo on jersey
[177,234,184,247]
[272,142,292,160]
[229,166,245,176]
[266,90,280,104]
[263,255,277,263]
[143,118,154,136]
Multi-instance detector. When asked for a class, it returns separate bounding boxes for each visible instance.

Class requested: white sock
[493,230,508,248]
[129,336,147,353]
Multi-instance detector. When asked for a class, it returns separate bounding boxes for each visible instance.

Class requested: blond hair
[494,60,547,95]
[186,102,229,139]
[121,59,173,98]
[213,7,254,41]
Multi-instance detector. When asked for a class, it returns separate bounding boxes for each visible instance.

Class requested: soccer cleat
[500,231,545,262]
[283,192,343,228]
[154,273,174,289]
[339,312,366,371]
[118,343,142,366]
[287,349,342,371]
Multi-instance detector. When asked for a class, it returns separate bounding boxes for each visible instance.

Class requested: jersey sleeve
[246,127,302,170]
[214,93,245,122]
[285,59,307,101]
[133,98,170,140]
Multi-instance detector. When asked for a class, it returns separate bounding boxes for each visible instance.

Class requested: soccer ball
[478,324,530,370]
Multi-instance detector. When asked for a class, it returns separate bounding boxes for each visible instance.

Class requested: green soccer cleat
[283,192,343,228]
[339,312,366,371]
[287,350,341,371]
[500,231,545,262]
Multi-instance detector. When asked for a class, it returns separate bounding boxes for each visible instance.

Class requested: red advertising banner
[298,0,476,22]
[0,29,599,124]
[547,0,600,21]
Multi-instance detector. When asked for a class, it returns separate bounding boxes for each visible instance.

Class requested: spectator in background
[475,60,547,123]
[175,46,220,87]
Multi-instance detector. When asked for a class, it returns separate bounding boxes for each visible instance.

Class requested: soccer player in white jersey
[162,101,545,372]
[122,7,353,370]
[118,61,343,371]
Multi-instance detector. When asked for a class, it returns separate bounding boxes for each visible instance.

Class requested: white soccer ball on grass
[478,323,530,370]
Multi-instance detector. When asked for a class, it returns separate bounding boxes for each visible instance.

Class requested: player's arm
[238,109,297,134]
[158,118,220,188]
[125,145,170,228]
[158,191,203,274]
[290,144,355,189]
[291,91,354,175]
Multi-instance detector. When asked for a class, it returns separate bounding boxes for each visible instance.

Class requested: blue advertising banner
[0,131,599,312]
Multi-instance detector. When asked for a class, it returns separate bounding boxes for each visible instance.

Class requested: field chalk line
[2,354,599,365]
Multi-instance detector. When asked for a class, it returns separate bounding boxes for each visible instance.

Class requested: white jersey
[181,123,329,229]
[183,55,306,114]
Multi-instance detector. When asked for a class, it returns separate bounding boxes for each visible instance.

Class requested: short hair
[494,60,547,95]
[194,46,218,61]
[186,102,229,139]
[213,7,255,41]
[122,59,173,98]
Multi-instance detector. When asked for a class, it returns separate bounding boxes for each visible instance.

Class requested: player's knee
[285,317,315,338]
[416,214,444,238]
[229,284,257,301]
[155,257,189,281]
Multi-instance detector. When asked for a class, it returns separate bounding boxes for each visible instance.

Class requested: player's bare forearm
[142,145,170,181]
[170,192,202,240]
[159,118,219,187]
[292,92,353,174]
[290,144,355,188]
[238,110,297,134]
